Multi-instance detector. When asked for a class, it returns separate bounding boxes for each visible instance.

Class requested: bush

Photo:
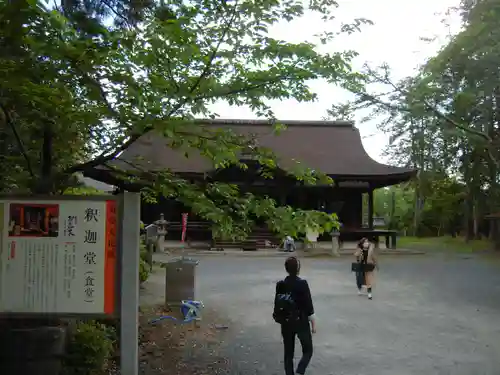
[63,320,116,375]
[139,238,152,283]
[139,257,150,283]
[140,239,149,261]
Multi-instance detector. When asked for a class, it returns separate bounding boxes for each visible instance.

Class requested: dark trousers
[281,322,313,375]
[356,271,365,289]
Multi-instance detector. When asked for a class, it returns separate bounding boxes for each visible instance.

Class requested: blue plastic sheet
[149,300,204,325]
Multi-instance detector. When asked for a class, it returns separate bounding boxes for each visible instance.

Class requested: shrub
[139,238,152,283]
[139,257,150,283]
[140,239,149,262]
[63,320,116,375]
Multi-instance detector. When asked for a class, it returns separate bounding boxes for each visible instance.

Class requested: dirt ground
[136,305,230,375]
[138,252,500,375]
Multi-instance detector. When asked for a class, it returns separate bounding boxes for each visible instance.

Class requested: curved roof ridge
[111,119,416,186]
[349,126,413,172]
[194,118,354,128]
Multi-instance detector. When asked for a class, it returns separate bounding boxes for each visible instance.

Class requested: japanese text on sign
[0,198,118,315]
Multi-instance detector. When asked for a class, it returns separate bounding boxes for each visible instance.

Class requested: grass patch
[398,236,492,253]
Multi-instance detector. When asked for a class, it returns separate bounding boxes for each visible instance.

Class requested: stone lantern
[154,213,168,253]
[330,227,341,257]
[332,221,344,256]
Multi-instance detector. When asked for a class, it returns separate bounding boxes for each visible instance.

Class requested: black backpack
[273,280,301,324]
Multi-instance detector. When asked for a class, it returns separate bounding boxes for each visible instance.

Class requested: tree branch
[364,68,494,143]
[359,91,493,143]
[100,0,132,28]
[66,1,241,174]
[0,104,35,178]
[66,63,302,177]
[164,0,240,118]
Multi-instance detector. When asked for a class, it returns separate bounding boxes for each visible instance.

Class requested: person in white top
[353,237,378,300]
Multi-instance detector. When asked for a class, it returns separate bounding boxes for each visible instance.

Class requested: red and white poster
[0,198,117,316]
[181,213,188,243]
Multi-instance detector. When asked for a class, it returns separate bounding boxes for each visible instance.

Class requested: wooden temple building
[87,119,416,248]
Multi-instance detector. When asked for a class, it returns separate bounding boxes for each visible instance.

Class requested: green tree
[1,0,370,238]
[419,177,466,237]
[329,0,500,240]
[59,0,154,27]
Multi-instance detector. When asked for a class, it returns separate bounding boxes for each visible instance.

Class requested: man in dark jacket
[273,256,316,375]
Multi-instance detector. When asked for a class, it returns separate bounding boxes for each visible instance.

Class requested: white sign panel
[306,228,319,243]
[0,198,117,315]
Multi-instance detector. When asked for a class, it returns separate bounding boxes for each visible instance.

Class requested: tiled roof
[110,119,415,183]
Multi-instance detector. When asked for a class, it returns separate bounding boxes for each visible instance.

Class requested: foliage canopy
[0,0,371,238]
[331,0,500,239]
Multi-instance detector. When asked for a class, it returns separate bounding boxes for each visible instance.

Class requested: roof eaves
[193,118,354,128]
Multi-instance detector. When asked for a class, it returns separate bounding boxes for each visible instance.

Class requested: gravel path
[190,253,500,375]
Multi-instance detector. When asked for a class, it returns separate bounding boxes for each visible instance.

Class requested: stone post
[120,191,141,375]
[154,213,168,253]
[0,325,66,375]
[331,230,340,257]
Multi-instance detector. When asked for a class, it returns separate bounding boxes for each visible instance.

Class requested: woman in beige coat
[354,238,378,300]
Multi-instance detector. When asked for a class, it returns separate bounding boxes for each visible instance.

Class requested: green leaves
[0,0,370,237]
[334,0,500,237]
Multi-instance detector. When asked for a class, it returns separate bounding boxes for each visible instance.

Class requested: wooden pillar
[368,188,374,230]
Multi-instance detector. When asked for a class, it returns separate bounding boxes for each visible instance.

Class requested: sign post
[0,196,119,314]
[119,192,140,375]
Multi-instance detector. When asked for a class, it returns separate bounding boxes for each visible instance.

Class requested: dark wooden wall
[142,188,363,226]
[141,182,365,242]
[337,189,362,229]
[141,196,187,223]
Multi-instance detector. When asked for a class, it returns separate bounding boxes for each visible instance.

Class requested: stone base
[0,326,66,375]
[331,236,341,257]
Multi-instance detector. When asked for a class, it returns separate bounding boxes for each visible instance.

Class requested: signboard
[0,197,118,315]
[306,228,319,243]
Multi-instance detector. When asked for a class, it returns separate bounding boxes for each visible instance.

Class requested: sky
[209,0,462,164]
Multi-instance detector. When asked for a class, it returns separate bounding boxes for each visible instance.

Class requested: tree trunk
[472,197,481,239]
[464,192,473,242]
[412,185,422,237]
[36,122,53,194]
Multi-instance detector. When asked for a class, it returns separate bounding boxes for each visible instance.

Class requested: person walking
[354,237,378,299]
[273,256,316,375]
